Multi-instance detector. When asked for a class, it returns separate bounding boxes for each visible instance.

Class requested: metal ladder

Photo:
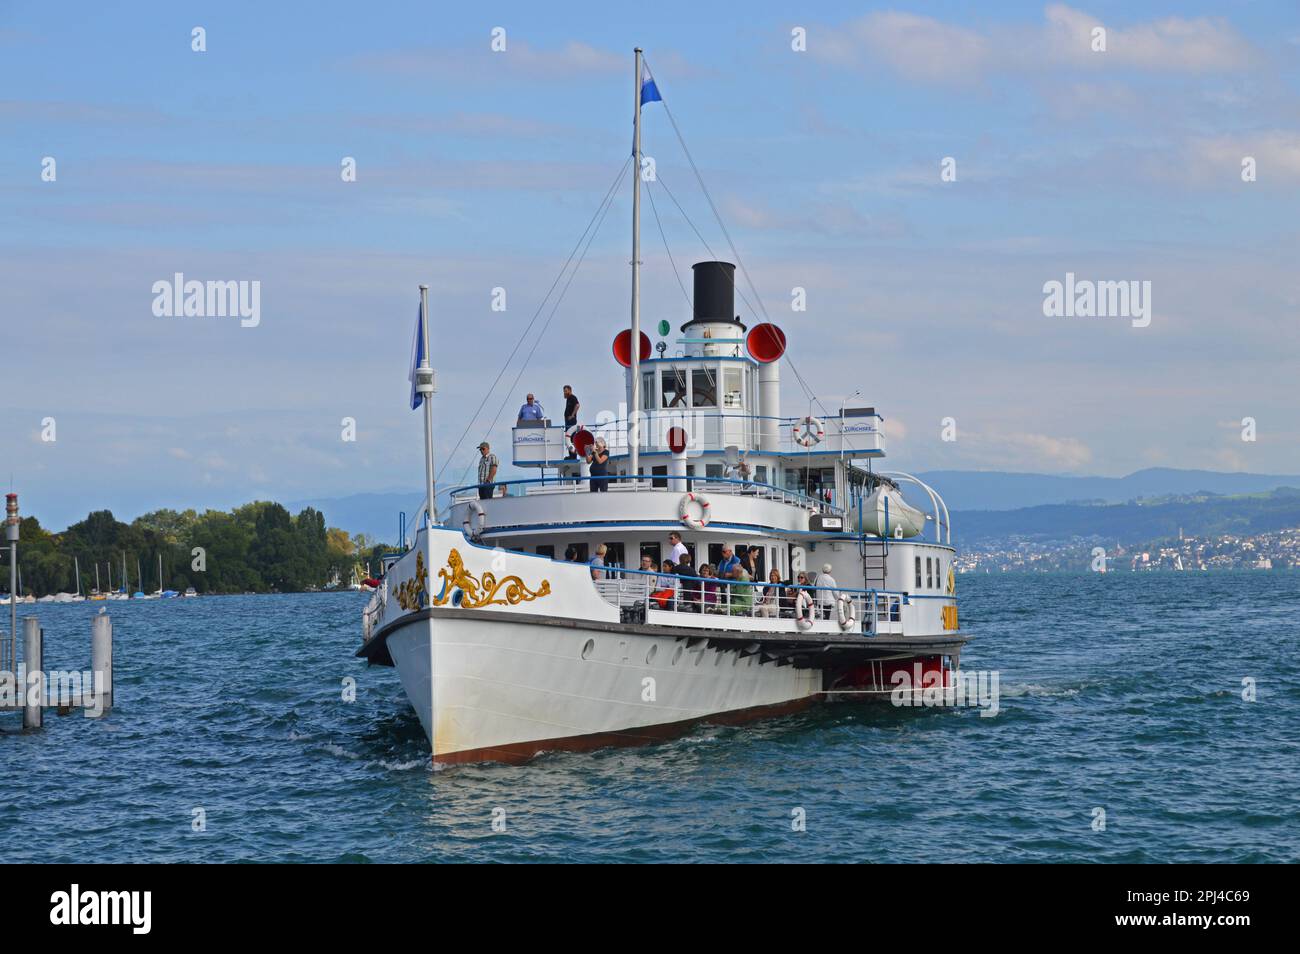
[861,537,888,590]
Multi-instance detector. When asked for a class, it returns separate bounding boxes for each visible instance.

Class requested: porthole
[671,644,684,666]
[580,638,595,660]
[645,644,658,665]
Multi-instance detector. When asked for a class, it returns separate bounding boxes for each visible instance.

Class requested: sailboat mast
[629,47,643,480]
[75,556,81,596]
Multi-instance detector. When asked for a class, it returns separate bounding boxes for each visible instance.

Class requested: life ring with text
[836,593,857,632]
[678,492,711,530]
[794,590,815,630]
[792,415,825,448]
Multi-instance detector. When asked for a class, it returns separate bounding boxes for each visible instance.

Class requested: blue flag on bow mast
[409,300,426,410]
[639,61,661,106]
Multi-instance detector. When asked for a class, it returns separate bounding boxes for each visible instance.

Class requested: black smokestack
[690,261,738,325]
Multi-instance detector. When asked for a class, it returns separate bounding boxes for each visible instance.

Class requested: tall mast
[417,284,436,528]
[629,47,643,480]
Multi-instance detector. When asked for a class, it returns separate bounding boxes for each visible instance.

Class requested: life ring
[836,593,857,632]
[794,590,814,630]
[678,492,711,529]
[792,415,825,448]
[463,499,486,537]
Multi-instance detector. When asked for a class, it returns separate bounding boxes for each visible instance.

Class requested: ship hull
[385,609,822,765]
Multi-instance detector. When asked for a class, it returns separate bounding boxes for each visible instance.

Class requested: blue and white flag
[639,61,661,106]
[409,300,426,410]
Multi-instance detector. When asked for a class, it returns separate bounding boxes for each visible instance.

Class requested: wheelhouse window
[915,556,922,589]
[722,367,743,408]
[690,368,717,408]
[662,369,687,408]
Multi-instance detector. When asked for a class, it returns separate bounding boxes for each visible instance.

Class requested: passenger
[590,543,607,581]
[736,456,752,488]
[639,554,656,599]
[728,565,753,616]
[814,563,838,620]
[559,384,579,460]
[564,545,580,563]
[675,558,699,612]
[667,530,689,566]
[586,437,610,492]
[516,393,544,423]
[700,564,719,613]
[785,571,811,618]
[757,568,782,618]
[716,545,740,578]
[651,559,679,610]
[476,442,499,501]
[742,545,760,578]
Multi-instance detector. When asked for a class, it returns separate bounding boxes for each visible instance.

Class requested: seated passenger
[728,565,753,616]
[675,559,699,612]
[757,568,782,618]
[700,564,720,612]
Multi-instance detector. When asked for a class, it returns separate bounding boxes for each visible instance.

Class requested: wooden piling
[23,616,41,729]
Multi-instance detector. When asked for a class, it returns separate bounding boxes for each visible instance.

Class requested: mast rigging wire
[434,154,633,490]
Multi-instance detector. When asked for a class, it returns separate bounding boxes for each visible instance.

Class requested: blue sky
[3,1,1299,530]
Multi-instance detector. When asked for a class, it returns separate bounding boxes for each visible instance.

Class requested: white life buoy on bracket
[792,415,825,448]
[795,590,815,630]
[836,593,857,632]
[678,492,711,530]
[463,500,486,537]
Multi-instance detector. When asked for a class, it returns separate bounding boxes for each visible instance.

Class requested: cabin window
[755,465,767,485]
[707,543,725,570]
[662,369,687,408]
[723,367,743,408]
[927,557,934,589]
[537,545,555,560]
[705,463,724,479]
[914,556,922,589]
[603,542,625,573]
[651,465,668,489]
[690,368,717,408]
[642,371,655,410]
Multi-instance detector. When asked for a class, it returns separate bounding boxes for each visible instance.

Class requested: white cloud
[813,5,1258,82]
[1189,130,1300,183]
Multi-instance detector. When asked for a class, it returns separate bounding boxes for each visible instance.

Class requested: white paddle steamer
[357,50,966,765]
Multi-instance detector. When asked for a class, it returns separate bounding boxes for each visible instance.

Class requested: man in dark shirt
[562,384,580,459]
[562,385,579,428]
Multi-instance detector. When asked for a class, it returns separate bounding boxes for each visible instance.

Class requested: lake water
[2,572,1296,863]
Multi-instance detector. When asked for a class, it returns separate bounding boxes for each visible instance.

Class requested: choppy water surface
[2,572,1296,862]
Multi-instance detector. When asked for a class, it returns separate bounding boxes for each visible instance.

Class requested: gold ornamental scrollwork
[432,548,550,609]
[395,550,429,611]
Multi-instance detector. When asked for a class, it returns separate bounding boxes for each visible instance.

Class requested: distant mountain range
[292,467,1300,544]
[952,487,1300,547]
[918,467,1300,511]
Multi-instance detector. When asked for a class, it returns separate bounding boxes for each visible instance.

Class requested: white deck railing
[590,572,904,636]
